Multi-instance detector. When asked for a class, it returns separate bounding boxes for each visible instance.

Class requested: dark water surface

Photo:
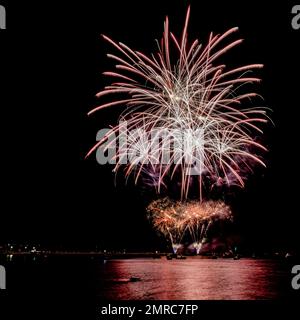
[96,258,296,300]
[3,256,298,301]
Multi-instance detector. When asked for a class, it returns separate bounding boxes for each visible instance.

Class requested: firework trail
[146,198,186,253]
[87,6,270,200]
[183,200,233,253]
[147,198,233,254]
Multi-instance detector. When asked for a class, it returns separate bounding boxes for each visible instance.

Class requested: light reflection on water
[97,258,291,300]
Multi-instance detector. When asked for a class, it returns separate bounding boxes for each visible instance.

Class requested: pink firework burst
[87,6,270,200]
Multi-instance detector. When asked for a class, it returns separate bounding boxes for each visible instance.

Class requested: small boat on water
[129,276,141,282]
[166,254,187,260]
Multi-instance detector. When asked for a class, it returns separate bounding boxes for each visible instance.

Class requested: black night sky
[1,0,299,252]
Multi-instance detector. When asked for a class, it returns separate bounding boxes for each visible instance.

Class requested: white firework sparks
[87,6,270,200]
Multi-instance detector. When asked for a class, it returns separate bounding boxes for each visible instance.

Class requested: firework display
[147,198,233,254]
[88,6,269,201]
[88,6,270,252]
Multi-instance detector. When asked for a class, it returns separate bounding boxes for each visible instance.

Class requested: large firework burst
[87,6,269,200]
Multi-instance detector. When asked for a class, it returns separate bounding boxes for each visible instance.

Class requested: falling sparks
[147,198,233,254]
